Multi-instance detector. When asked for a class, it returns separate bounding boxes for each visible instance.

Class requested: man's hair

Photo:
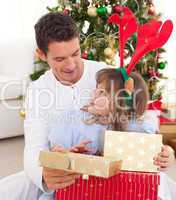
[34,12,79,54]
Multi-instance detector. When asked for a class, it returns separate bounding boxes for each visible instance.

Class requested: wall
[0,0,58,77]
[0,0,57,38]
[154,0,176,78]
[154,0,176,105]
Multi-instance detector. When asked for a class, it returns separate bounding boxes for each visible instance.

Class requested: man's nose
[65,57,76,70]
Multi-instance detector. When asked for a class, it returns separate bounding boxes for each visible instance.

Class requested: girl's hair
[96,68,149,131]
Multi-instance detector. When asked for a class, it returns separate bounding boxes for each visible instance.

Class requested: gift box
[39,151,122,178]
[103,130,162,172]
[56,171,160,200]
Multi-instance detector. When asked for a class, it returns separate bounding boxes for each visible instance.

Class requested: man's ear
[36,48,47,62]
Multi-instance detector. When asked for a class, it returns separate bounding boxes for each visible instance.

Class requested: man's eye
[56,59,64,62]
[72,53,79,57]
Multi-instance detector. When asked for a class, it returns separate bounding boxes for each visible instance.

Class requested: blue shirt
[48,110,156,154]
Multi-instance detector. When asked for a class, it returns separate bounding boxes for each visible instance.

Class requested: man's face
[39,37,83,85]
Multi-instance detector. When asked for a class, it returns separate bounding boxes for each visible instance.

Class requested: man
[0,12,107,200]
[24,12,108,196]
[0,12,174,200]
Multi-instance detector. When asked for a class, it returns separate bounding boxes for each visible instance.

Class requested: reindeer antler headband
[108,5,173,97]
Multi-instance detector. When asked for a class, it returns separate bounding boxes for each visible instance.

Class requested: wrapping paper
[39,151,121,178]
[56,171,160,200]
[103,130,162,172]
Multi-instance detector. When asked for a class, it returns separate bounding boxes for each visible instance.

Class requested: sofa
[0,36,36,138]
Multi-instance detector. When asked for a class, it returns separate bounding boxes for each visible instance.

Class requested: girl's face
[90,81,110,116]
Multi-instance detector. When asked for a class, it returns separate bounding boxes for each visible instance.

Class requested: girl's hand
[51,145,68,152]
[80,105,89,112]
[153,145,175,171]
[51,140,92,154]
[69,140,92,153]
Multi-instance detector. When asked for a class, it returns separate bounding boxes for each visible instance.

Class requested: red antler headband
[108,5,173,78]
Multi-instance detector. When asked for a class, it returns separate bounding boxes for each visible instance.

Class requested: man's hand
[153,145,175,171]
[42,168,80,190]
[42,145,81,190]
[43,140,92,190]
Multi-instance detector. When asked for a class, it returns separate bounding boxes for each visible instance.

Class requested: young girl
[41,68,175,200]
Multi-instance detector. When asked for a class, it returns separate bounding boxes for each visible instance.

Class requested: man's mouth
[62,70,75,74]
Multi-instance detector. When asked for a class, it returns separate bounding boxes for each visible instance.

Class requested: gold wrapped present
[39,151,122,178]
[103,130,162,172]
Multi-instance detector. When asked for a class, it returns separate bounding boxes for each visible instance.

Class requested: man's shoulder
[28,70,52,89]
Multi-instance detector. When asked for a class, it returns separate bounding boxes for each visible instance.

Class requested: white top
[24,59,107,191]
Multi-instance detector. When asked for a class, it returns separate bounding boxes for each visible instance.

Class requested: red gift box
[56,171,160,200]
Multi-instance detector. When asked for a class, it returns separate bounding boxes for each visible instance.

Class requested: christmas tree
[31,0,168,100]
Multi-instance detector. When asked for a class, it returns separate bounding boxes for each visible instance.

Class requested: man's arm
[23,83,80,192]
[24,117,49,191]
[24,118,80,191]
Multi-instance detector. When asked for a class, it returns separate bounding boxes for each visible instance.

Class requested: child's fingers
[85,148,93,153]
[156,154,169,161]
[71,144,85,150]
[69,140,92,153]
[79,146,92,152]
[153,153,171,171]
[87,106,99,115]
[153,145,175,169]
[161,146,170,157]
[74,145,91,152]
[70,145,86,152]
[154,159,169,166]
[51,145,67,152]
[70,146,92,153]
[159,165,169,171]
[71,140,92,149]
[154,154,169,163]
[80,105,89,112]
[156,163,169,171]
[51,145,62,151]
[153,148,169,163]
[70,147,79,152]
[79,140,92,145]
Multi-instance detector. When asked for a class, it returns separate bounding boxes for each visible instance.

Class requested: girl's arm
[128,110,160,134]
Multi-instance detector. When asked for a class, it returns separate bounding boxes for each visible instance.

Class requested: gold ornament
[111,60,116,66]
[20,109,26,118]
[125,78,134,95]
[57,7,63,12]
[105,58,113,65]
[104,47,114,58]
[124,49,129,59]
[148,4,156,16]
[87,6,97,17]
[34,50,40,60]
